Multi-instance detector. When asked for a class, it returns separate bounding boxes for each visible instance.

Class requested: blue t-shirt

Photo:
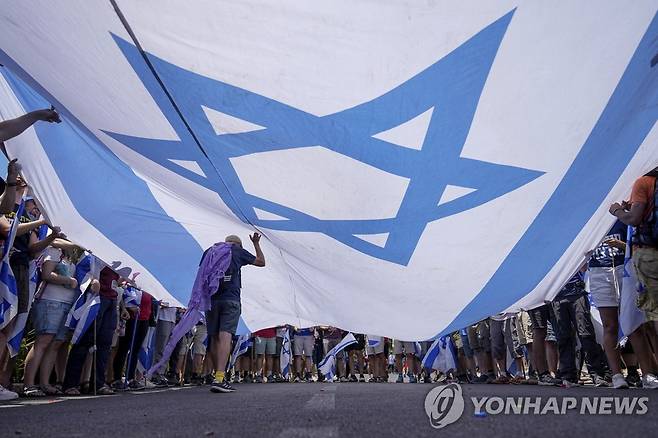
[555,273,586,300]
[201,245,256,302]
[295,327,314,337]
[589,220,626,268]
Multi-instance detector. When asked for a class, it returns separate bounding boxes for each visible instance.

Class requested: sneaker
[368,376,377,383]
[111,380,128,392]
[266,374,274,383]
[536,373,561,386]
[359,374,366,382]
[151,376,169,388]
[293,376,301,383]
[0,384,19,400]
[396,374,404,383]
[304,372,313,382]
[473,374,494,384]
[349,374,358,382]
[641,373,658,389]
[612,373,629,389]
[128,380,146,391]
[254,375,264,384]
[626,372,641,388]
[339,376,349,383]
[143,379,157,389]
[408,374,417,384]
[593,375,610,387]
[244,374,253,384]
[210,380,236,393]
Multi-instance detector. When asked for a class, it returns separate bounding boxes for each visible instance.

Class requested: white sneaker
[0,384,19,401]
[641,373,658,389]
[144,379,157,389]
[612,373,629,389]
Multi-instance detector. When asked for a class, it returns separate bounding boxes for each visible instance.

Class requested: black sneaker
[537,373,562,386]
[210,380,236,393]
[349,374,358,382]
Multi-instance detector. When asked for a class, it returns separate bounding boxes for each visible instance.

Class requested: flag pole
[93,317,97,396]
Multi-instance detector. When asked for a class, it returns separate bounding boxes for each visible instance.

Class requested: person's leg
[574,295,608,380]
[23,334,54,387]
[552,299,576,381]
[490,320,507,378]
[597,307,622,374]
[55,342,69,383]
[529,307,549,376]
[113,318,135,382]
[39,339,65,390]
[126,320,149,381]
[95,298,118,389]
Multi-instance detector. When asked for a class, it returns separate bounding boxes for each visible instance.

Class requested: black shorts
[528,305,551,330]
[206,299,241,335]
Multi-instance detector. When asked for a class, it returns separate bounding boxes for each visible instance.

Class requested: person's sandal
[41,384,63,396]
[96,385,115,395]
[23,385,46,397]
[63,387,81,396]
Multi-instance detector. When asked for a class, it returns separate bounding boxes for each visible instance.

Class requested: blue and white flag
[413,341,423,358]
[421,336,457,373]
[137,326,157,375]
[367,336,382,349]
[280,328,292,378]
[65,291,101,344]
[619,226,646,337]
[75,253,101,294]
[318,333,357,380]
[228,334,251,371]
[0,199,24,330]
[123,286,141,309]
[0,3,656,340]
[6,260,38,356]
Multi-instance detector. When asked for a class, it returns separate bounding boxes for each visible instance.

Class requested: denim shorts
[32,299,73,341]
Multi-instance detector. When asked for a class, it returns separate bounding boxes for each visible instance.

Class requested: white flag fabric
[421,336,458,373]
[0,2,656,339]
[318,333,357,380]
[280,329,292,378]
[619,227,647,337]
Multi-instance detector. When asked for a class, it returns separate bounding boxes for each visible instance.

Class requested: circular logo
[424,383,465,429]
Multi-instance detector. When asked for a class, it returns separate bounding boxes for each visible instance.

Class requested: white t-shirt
[40,247,77,304]
[158,306,177,323]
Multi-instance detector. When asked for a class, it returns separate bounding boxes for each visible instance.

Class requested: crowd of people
[0,108,657,402]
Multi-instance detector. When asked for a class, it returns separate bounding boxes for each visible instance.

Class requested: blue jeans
[63,297,117,390]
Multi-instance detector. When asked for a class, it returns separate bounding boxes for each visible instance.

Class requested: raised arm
[0,108,60,142]
[0,159,19,214]
[250,232,266,267]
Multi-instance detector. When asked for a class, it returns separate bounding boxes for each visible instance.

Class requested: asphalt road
[1,381,656,437]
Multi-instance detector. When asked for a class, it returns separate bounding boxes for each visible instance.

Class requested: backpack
[634,175,658,247]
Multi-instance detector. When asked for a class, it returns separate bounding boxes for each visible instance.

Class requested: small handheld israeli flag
[123,285,141,308]
[65,291,101,344]
[280,328,291,379]
[228,334,251,370]
[0,199,25,330]
[75,253,100,294]
[318,333,357,380]
[6,260,38,356]
[619,226,646,337]
[137,326,157,375]
[421,336,457,373]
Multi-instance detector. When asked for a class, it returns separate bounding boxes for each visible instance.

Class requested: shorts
[324,338,345,358]
[192,324,207,356]
[633,246,658,321]
[466,320,491,353]
[490,318,522,360]
[206,299,241,335]
[393,341,416,355]
[515,311,533,345]
[255,336,276,355]
[589,265,623,308]
[293,335,314,357]
[32,298,73,342]
[528,304,551,330]
[275,336,283,355]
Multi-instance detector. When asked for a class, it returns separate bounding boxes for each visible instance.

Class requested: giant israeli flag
[0,2,656,340]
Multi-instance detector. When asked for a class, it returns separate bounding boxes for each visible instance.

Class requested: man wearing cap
[206,233,265,393]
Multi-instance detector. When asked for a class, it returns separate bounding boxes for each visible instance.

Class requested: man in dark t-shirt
[206,233,265,393]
